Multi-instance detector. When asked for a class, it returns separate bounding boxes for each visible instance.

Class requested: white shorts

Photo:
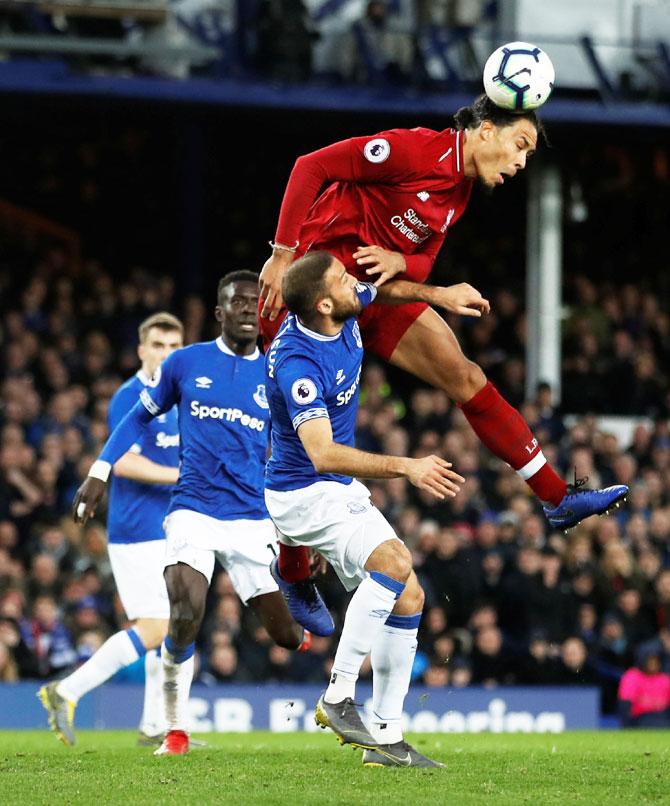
[108,540,170,620]
[163,509,279,604]
[264,479,399,591]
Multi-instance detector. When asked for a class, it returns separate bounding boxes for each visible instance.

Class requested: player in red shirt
[259,94,628,586]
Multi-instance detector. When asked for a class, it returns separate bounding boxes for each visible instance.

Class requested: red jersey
[275,127,473,284]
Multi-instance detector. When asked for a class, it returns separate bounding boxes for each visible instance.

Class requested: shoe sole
[37,687,75,747]
[561,493,628,533]
[314,700,378,751]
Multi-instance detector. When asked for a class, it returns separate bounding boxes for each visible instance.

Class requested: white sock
[369,613,421,745]
[57,629,144,703]
[325,572,404,704]
[162,639,195,732]
[139,649,165,736]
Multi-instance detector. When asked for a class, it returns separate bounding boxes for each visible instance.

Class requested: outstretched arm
[297,417,463,500]
[375,278,490,317]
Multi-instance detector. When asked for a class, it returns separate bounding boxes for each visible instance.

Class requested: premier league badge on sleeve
[291,378,318,405]
[364,138,390,164]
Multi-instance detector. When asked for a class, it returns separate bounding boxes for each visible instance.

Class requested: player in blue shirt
[71,271,326,756]
[40,312,183,747]
[265,251,464,768]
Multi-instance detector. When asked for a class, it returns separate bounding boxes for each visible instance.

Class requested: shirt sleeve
[355,281,377,310]
[275,129,428,248]
[99,354,182,466]
[275,355,329,432]
[136,352,181,416]
[99,400,155,465]
[108,383,143,454]
[404,232,447,283]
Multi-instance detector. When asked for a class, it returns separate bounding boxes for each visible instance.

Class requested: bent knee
[395,574,424,614]
[369,541,413,584]
[434,358,486,402]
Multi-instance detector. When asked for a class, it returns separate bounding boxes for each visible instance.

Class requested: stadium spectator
[618,649,670,728]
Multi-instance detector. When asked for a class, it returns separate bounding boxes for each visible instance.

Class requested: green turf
[2,730,670,805]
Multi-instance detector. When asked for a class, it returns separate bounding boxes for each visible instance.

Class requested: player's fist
[259,251,293,321]
[353,245,406,287]
[72,476,107,524]
[405,455,464,500]
[433,283,490,317]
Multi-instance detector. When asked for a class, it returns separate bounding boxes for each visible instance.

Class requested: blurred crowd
[0,242,669,722]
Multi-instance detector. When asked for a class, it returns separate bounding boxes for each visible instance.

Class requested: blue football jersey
[107,371,180,544]
[265,283,376,492]
[139,338,269,521]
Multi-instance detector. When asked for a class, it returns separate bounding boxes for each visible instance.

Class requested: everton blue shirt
[265,283,376,492]
[107,371,179,544]
[99,338,270,521]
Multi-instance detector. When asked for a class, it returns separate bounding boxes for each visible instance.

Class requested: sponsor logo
[336,367,362,406]
[416,191,430,202]
[253,384,269,409]
[390,208,432,245]
[335,369,346,386]
[195,376,213,389]
[155,431,180,449]
[291,378,318,405]
[189,401,265,432]
[363,138,390,164]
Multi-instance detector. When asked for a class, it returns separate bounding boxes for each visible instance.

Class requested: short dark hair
[217,270,259,304]
[282,251,334,320]
[454,93,546,142]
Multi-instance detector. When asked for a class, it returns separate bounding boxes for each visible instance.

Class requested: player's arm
[107,381,180,486]
[297,417,464,500]
[72,399,157,524]
[261,131,420,319]
[353,224,446,287]
[73,358,180,524]
[113,453,179,485]
[375,278,491,317]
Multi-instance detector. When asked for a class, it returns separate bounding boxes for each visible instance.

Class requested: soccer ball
[483,42,555,112]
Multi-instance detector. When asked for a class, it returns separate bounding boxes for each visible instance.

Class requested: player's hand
[432,283,490,317]
[259,251,294,321]
[72,476,107,524]
[353,245,406,287]
[404,455,464,500]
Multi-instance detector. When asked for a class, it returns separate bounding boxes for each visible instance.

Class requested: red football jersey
[275,127,473,284]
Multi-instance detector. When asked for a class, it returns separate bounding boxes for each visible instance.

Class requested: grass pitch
[2,730,669,805]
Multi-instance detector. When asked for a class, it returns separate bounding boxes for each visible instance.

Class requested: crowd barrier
[0,683,599,732]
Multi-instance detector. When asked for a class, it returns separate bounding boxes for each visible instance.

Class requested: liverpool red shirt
[275,127,473,284]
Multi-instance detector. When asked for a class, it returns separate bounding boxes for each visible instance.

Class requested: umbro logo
[195,376,213,389]
[335,369,346,385]
[416,191,430,202]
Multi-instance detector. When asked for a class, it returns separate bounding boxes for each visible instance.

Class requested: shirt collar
[136,367,161,387]
[216,336,259,360]
[294,316,341,341]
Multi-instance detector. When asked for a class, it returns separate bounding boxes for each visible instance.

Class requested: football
[483,42,555,112]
